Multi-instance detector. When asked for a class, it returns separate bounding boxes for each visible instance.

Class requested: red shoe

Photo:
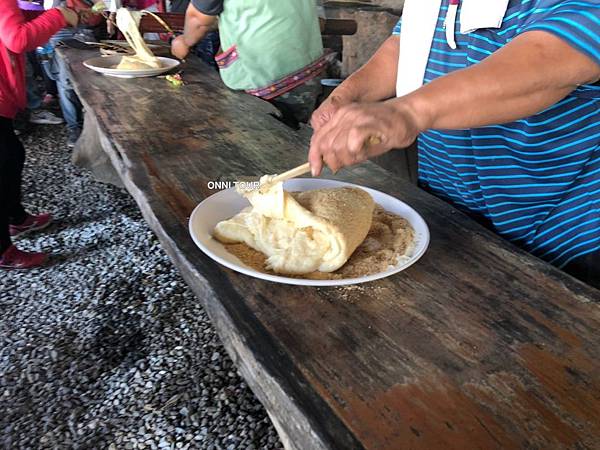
[0,245,47,270]
[9,213,52,238]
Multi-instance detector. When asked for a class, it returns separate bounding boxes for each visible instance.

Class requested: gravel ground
[0,125,282,450]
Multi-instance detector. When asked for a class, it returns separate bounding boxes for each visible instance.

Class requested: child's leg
[0,117,22,253]
[0,119,27,227]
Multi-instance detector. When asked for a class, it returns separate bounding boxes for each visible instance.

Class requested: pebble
[0,127,282,448]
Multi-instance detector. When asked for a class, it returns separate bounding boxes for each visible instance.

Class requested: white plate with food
[189,178,430,286]
[83,55,180,78]
[84,8,180,78]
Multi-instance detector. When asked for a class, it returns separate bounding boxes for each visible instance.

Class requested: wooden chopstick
[269,162,311,184]
[268,135,382,184]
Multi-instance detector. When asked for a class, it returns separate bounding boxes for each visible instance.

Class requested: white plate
[83,55,180,78]
[189,179,430,286]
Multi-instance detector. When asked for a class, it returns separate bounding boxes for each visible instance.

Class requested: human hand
[308,100,421,176]
[58,7,79,27]
[171,35,190,60]
[310,92,354,132]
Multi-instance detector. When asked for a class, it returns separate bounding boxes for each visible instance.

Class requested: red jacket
[0,0,66,119]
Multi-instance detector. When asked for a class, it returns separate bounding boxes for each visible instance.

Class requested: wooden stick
[268,135,382,185]
[269,163,311,185]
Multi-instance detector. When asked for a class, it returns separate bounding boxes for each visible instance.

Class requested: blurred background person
[41,0,106,147]
[171,0,330,129]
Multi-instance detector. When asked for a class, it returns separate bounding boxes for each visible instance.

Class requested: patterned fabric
[214,44,237,69]
[245,52,332,100]
[392,0,600,269]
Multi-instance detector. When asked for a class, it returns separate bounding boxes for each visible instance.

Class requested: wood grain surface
[61,48,600,450]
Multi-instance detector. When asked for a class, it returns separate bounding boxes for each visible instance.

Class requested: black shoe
[13,112,30,135]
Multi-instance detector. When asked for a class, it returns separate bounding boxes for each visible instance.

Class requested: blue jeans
[26,54,42,110]
[41,29,88,132]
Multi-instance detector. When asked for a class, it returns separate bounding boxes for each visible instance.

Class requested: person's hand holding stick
[308,101,421,176]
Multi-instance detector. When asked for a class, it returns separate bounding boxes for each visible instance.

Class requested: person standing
[41,0,105,147]
[0,0,79,269]
[171,0,329,129]
[308,0,600,287]
[17,0,65,128]
[166,0,220,69]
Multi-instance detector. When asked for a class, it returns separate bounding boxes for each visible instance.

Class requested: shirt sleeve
[190,0,223,15]
[520,0,600,65]
[0,0,66,53]
[392,18,401,36]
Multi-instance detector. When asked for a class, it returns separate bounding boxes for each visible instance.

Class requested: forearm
[181,16,210,47]
[181,4,216,48]
[331,35,400,103]
[397,31,600,132]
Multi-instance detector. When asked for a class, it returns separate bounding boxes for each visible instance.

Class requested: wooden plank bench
[60,47,600,450]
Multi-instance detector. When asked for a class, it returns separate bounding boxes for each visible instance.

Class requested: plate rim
[83,55,180,77]
[188,178,430,286]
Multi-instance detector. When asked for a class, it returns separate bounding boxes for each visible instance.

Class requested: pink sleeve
[0,0,67,54]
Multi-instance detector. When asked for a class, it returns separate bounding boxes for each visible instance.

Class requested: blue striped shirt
[392,0,600,269]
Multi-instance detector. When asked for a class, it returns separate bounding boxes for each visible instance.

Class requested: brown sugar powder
[222,205,415,280]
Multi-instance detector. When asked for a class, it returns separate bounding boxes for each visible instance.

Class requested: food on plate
[213,177,415,279]
[114,8,162,70]
[214,177,374,274]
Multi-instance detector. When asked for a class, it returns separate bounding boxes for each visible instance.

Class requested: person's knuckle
[345,128,362,153]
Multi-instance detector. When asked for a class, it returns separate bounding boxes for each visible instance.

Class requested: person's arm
[311,35,399,131]
[0,0,76,53]
[309,31,600,175]
[406,31,599,131]
[170,2,218,59]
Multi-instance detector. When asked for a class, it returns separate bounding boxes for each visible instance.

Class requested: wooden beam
[321,18,358,35]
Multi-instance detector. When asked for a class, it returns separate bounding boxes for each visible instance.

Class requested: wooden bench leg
[72,111,124,188]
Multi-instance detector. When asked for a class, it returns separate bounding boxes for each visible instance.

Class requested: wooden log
[325,5,400,76]
[72,110,124,188]
[61,47,600,450]
[321,18,358,36]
